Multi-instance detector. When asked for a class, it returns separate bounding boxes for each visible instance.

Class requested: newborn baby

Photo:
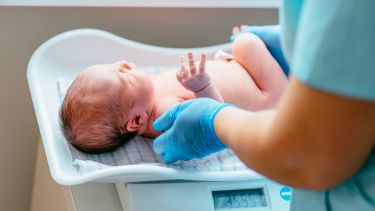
[60,33,287,153]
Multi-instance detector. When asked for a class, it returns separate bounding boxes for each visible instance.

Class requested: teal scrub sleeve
[291,0,375,101]
[285,0,375,210]
[290,152,375,211]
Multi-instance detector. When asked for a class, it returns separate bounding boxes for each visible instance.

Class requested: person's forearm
[214,77,375,190]
[214,107,317,189]
[195,83,224,102]
[214,108,277,174]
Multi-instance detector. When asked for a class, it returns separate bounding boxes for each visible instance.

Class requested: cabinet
[31,141,123,211]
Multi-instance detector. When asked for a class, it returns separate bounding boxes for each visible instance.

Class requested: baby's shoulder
[156,96,189,115]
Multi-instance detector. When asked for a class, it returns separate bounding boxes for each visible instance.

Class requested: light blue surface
[281,0,375,210]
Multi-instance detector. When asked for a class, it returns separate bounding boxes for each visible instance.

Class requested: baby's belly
[145,61,263,137]
[206,60,262,110]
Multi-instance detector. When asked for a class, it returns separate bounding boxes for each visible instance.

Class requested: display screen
[212,188,267,210]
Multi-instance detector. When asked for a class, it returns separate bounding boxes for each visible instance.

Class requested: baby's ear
[125,115,142,132]
[125,112,147,134]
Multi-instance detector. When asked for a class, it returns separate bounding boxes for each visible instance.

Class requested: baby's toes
[240,25,248,31]
[232,26,240,35]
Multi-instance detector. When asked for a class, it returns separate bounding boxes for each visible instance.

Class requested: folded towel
[57,66,247,174]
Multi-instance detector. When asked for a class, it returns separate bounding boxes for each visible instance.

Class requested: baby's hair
[59,72,136,153]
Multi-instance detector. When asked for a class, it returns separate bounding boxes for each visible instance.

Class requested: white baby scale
[27,29,291,211]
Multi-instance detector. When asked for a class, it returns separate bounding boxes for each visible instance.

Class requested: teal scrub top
[281,0,375,210]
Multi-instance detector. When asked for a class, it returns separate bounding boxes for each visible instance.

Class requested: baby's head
[60,61,155,153]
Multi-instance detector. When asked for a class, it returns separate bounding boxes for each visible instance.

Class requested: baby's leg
[232,33,287,107]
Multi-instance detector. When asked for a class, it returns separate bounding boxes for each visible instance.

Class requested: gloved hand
[152,98,233,163]
[230,25,289,75]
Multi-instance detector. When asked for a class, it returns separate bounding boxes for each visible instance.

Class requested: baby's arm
[177,52,224,102]
[233,33,287,107]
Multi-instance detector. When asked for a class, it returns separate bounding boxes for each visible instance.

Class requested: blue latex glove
[153,98,233,163]
[230,25,290,75]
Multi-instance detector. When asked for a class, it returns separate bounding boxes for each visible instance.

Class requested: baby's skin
[127,33,287,137]
[61,33,288,152]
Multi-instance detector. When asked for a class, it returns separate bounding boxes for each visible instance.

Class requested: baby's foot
[232,25,248,36]
[176,52,211,93]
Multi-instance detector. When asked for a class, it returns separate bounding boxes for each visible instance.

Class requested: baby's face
[82,60,155,134]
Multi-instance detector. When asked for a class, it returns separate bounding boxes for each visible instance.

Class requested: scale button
[279,187,292,201]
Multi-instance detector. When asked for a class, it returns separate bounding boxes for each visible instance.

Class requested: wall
[0,7,277,211]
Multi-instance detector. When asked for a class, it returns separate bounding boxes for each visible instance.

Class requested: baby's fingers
[187,52,197,75]
[177,56,188,82]
[176,70,184,83]
[199,53,206,74]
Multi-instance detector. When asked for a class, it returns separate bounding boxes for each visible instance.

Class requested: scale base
[116,180,291,211]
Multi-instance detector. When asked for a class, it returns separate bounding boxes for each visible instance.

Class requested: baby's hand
[176,52,211,93]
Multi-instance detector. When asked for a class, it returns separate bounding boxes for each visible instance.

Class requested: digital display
[212,188,267,210]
